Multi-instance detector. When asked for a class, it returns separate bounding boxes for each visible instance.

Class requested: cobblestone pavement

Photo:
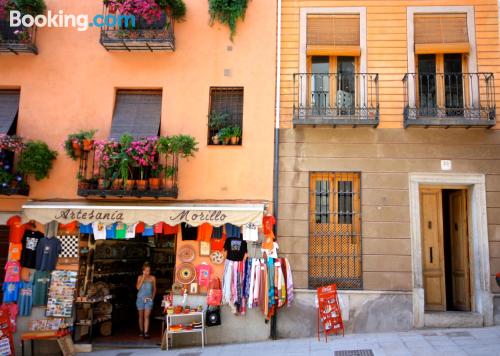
[86,326,500,356]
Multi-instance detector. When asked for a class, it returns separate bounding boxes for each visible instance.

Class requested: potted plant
[17,140,57,181]
[64,133,82,160]
[127,137,157,191]
[208,112,229,145]
[94,140,119,190]
[82,129,97,152]
[171,134,198,158]
[12,0,47,16]
[230,126,242,145]
[0,170,13,189]
[163,165,176,190]
[208,0,248,40]
[218,127,232,145]
[149,163,163,190]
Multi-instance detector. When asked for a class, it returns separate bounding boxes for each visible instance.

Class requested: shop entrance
[420,187,471,312]
[76,232,176,347]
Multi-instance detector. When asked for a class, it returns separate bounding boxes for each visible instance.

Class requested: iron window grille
[208,87,244,145]
[309,172,362,290]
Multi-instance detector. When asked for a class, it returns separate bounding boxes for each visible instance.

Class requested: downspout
[270,0,282,341]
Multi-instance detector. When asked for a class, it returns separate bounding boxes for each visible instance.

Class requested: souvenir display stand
[317,284,344,342]
[164,311,205,350]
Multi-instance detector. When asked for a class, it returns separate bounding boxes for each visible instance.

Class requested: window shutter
[414,14,469,54]
[109,90,162,140]
[306,14,361,56]
[0,90,20,135]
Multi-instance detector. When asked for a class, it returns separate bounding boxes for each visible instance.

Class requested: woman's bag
[207,277,222,306]
[205,306,221,327]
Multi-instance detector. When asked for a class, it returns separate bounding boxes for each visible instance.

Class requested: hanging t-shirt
[143,225,154,237]
[79,223,93,234]
[195,263,213,288]
[58,221,77,235]
[2,282,20,303]
[262,242,279,259]
[20,267,34,283]
[242,223,259,242]
[181,223,198,241]
[197,223,213,242]
[20,230,44,269]
[35,237,62,271]
[44,221,59,238]
[154,222,164,234]
[8,243,22,261]
[32,271,51,306]
[125,224,137,239]
[115,223,127,239]
[135,222,145,233]
[106,224,116,239]
[163,223,179,235]
[92,222,107,240]
[223,238,247,261]
[211,234,226,252]
[225,223,241,238]
[6,216,25,244]
[212,226,223,239]
[4,261,20,282]
[263,215,276,236]
[18,281,33,317]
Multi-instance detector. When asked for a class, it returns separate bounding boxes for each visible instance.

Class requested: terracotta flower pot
[72,140,82,158]
[78,181,89,190]
[98,179,109,190]
[212,135,220,145]
[162,178,173,191]
[149,178,160,190]
[136,179,148,191]
[83,139,94,152]
[125,179,135,191]
[112,178,123,190]
[230,136,239,145]
[222,138,230,145]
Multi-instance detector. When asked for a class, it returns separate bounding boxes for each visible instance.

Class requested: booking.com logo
[9,10,136,32]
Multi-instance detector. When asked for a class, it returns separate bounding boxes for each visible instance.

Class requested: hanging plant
[17,140,57,181]
[208,0,248,40]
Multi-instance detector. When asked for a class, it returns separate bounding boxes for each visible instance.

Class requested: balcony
[403,73,496,128]
[100,6,175,51]
[292,73,379,127]
[0,20,38,54]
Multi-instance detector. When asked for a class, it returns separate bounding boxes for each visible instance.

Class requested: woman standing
[136,262,156,339]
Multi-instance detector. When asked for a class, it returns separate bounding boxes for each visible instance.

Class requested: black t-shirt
[181,223,198,241]
[223,237,247,261]
[21,229,44,269]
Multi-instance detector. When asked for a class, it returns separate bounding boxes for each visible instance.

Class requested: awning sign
[22,202,265,227]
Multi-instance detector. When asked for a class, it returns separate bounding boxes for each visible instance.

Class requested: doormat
[335,350,374,356]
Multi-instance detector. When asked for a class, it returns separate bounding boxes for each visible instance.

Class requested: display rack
[164,312,205,350]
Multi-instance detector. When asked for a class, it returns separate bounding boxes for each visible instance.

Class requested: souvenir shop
[0,201,294,353]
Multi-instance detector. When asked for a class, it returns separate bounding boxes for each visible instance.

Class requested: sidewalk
[86,325,500,356]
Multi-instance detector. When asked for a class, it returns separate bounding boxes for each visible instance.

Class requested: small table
[21,331,73,356]
[164,312,205,350]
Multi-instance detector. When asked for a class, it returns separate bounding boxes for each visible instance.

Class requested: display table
[21,330,74,356]
[164,311,205,350]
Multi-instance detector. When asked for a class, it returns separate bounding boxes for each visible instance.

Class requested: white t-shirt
[242,223,259,242]
[262,242,279,259]
[92,222,107,240]
[126,223,137,239]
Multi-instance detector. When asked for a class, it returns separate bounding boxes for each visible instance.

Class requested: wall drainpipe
[270,0,282,341]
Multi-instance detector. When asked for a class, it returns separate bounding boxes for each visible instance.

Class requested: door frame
[409,173,493,327]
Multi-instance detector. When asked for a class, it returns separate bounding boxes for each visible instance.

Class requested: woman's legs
[143,308,151,336]
[138,310,144,335]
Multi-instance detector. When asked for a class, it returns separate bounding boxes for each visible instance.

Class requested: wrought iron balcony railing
[0,20,38,54]
[403,72,496,128]
[293,73,379,127]
[100,7,175,51]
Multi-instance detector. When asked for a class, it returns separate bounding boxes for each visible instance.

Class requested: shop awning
[21,201,265,227]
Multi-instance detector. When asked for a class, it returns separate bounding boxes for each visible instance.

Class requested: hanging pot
[149,178,160,190]
[72,139,82,158]
[125,179,135,191]
[83,139,94,151]
[136,179,148,191]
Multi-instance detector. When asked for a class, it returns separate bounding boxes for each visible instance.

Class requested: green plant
[230,125,242,138]
[164,165,176,178]
[0,170,13,185]
[169,134,198,158]
[218,127,232,140]
[116,134,134,186]
[208,112,229,131]
[208,0,248,40]
[157,0,186,21]
[63,133,82,160]
[151,163,163,178]
[18,140,57,181]
[81,129,97,140]
[13,0,46,16]
[156,136,173,155]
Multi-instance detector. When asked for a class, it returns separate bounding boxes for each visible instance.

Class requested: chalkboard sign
[317,284,344,342]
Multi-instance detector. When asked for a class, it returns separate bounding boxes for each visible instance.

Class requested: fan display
[176,263,196,284]
[177,246,196,262]
[210,251,225,265]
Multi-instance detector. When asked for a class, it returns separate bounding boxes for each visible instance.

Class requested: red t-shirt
[263,215,276,236]
[197,223,213,242]
[211,233,226,252]
[6,216,25,244]
[135,222,145,233]
[154,222,179,235]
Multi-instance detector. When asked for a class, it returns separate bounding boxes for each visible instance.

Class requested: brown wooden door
[449,190,471,311]
[420,188,446,311]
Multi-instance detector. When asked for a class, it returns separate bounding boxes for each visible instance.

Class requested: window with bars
[309,172,362,289]
[208,87,244,146]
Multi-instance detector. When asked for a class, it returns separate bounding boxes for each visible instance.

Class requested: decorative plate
[176,263,196,284]
[210,250,225,265]
[177,246,196,263]
[171,282,183,294]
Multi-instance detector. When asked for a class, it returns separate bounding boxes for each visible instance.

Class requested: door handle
[428,221,432,229]
[430,247,433,263]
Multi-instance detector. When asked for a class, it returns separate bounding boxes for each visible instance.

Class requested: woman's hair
[142,262,151,270]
